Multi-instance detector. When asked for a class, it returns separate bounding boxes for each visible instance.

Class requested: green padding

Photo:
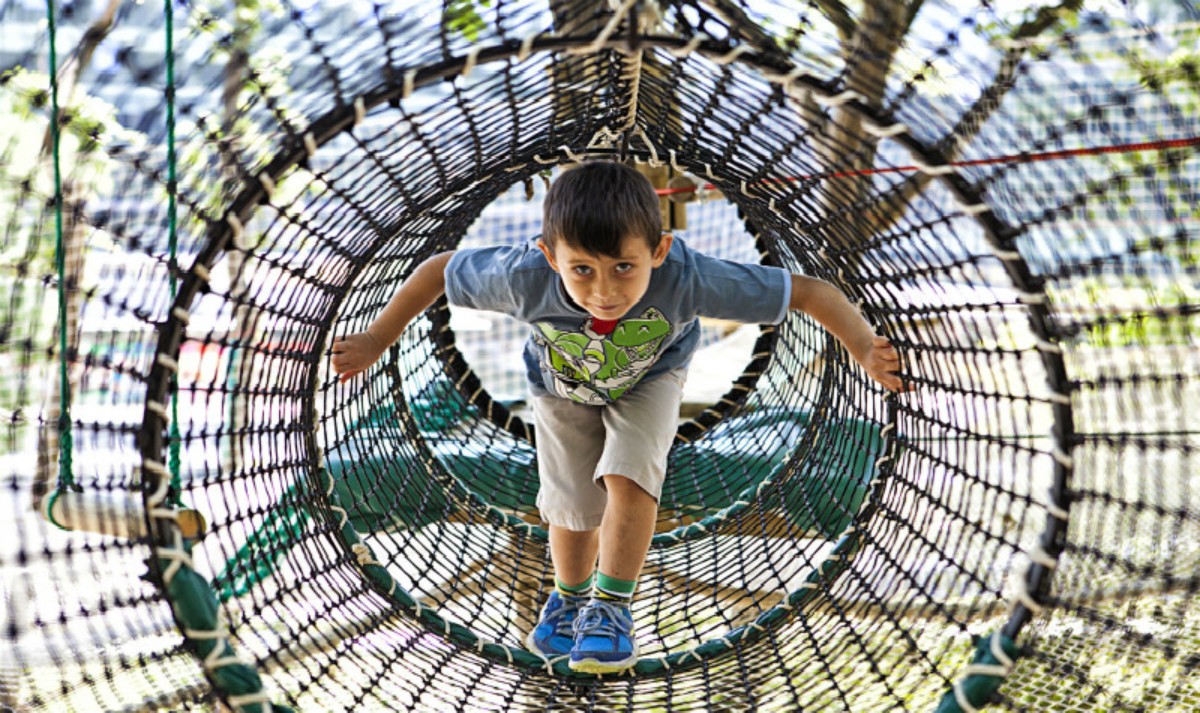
[662,410,887,537]
[325,404,885,538]
[934,632,1022,713]
[218,396,890,600]
[782,416,887,536]
[214,483,310,602]
[163,551,294,712]
[324,434,537,531]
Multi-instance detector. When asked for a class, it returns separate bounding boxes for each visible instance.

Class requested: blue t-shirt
[444,237,791,404]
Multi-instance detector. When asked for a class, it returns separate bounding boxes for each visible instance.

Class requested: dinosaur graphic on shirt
[534,307,672,404]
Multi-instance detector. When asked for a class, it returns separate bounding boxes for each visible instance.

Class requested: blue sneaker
[569,599,638,674]
[525,591,584,658]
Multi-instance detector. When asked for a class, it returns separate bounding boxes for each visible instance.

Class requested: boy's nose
[593,276,616,298]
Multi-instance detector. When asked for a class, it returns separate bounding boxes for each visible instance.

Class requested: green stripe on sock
[555,573,594,597]
[595,572,636,601]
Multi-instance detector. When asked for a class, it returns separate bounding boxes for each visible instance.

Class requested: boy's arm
[331,251,455,382]
[789,274,908,391]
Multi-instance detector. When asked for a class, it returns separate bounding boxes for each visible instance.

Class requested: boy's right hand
[331,331,387,382]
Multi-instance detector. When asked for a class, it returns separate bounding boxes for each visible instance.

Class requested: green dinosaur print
[534,307,672,403]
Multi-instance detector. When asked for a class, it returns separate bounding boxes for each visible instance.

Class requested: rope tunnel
[2,1,1198,711]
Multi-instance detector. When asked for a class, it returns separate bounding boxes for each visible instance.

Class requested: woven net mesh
[2,0,1198,710]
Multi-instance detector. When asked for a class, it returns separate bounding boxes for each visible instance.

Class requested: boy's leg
[527,394,607,658]
[570,369,686,673]
[593,369,685,584]
[596,475,655,582]
[549,525,599,588]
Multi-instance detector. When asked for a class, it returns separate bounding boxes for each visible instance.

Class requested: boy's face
[537,233,674,320]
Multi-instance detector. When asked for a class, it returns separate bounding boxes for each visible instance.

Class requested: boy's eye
[572,265,593,276]
[615,263,633,274]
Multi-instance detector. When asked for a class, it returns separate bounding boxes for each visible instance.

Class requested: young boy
[331,161,905,674]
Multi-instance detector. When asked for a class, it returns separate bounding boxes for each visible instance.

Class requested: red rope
[655,135,1200,195]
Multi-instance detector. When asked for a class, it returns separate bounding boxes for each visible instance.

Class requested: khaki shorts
[533,369,686,531]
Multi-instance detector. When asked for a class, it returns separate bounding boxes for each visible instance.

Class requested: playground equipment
[1,1,1197,710]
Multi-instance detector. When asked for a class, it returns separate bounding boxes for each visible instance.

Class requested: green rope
[165,0,182,501]
[934,631,1022,713]
[45,0,75,521]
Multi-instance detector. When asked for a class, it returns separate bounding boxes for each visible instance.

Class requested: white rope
[1046,389,1072,405]
[952,681,981,713]
[184,625,247,671]
[588,126,622,149]
[910,159,955,176]
[227,692,274,710]
[1032,336,1060,352]
[668,149,686,173]
[155,353,179,373]
[146,400,170,422]
[462,45,482,77]
[765,65,808,90]
[814,89,864,107]
[713,44,751,65]
[620,46,644,131]
[1013,575,1045,615]
[454,367,476,389]
[667,33,706,58]
[330,504,349,528]
[962,664,1011,677]
[633,126,659,166]
[352,543,379,567]
[1016,290,1048,305]
[518,33,538,62]
[990,630,1015,669]
[1043,488,1070,520]
[158,531,194,587]
[862,121,907,138]
[956,200,990,216]
[576,0,639,55]
[1027,544,1059,569]
[226,213,244,241]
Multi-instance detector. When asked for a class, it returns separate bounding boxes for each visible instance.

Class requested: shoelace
[546,596,583,638]
[572,599,630,642]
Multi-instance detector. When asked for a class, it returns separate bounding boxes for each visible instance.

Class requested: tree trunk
[221,44,252,484]
[810,0,1084,247]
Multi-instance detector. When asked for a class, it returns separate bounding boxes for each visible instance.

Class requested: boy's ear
[652,233,674,267]
[536,238,560,272]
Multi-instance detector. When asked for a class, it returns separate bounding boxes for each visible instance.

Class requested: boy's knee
[601,474,653,500]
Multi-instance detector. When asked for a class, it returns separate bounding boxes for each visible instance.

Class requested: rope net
[2,0,1198,710]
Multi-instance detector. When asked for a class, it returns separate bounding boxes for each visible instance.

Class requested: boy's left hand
[857,336,911,392]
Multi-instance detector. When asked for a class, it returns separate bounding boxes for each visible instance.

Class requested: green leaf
[445,0,490,42]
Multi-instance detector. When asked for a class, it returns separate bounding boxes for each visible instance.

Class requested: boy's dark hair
[542,161,663,257]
